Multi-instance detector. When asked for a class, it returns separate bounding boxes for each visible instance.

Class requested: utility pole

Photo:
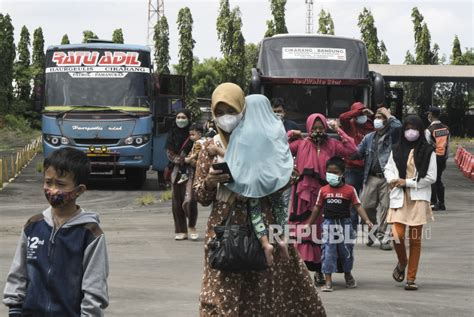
[147,0,164,46]
[305,0,314,34]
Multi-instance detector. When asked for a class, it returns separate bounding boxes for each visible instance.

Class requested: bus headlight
[44,135,62,146]
[61,137,70,145]
[135,137,144,145]
[124,137,134,145]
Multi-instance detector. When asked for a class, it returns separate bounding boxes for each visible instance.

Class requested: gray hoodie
[3,207,109,317]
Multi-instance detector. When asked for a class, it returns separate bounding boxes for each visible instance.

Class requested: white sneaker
[188,228,199,241]
[174,233,188,240]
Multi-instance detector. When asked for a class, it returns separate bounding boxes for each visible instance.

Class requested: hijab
[392,114,433,180]
[294,113,329,178]
[166,109,192,153]
[211,83,246,149]
[224,95,294,198]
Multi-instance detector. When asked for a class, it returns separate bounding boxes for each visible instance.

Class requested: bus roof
[269,33,365,44]
[47,43,150,52]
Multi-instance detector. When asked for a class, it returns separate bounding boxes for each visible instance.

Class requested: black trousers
[431,156,446,205]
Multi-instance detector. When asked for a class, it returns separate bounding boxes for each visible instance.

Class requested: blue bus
[40,42,185,188]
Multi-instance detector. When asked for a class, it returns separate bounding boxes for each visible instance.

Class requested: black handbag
[208,204,268,272]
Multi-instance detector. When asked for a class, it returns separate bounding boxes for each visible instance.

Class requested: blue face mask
[326,172,342,187]
[356,115,368,125]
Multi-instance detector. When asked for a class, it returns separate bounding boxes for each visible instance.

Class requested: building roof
[369,64,474,82]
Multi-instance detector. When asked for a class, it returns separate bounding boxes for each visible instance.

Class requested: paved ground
[0,155,473,316]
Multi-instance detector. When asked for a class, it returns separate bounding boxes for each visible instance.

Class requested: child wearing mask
[3,148,109,316]
[308,156,373,292]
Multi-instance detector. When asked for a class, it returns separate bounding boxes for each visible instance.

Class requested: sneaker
[177,174,189,184]
[432,203,446,211]
[345,273,358,289]
[321,284,333,292]
[174,233,188,240]
[188,227,199,241]
[380,241,393,251]
[366,235,374,247]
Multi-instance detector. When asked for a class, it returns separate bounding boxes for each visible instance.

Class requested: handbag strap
[179,137,190,154]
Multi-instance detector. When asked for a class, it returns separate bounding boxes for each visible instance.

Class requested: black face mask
[311,132,327,143]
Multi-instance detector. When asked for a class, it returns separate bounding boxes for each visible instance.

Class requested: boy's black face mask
[44,187,79,208]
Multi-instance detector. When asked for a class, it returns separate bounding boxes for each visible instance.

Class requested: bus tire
[125,168,147,189]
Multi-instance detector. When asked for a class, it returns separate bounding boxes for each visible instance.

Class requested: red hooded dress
[287,113,357,267]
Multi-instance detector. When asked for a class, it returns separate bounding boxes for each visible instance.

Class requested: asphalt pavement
[0,155,473,316]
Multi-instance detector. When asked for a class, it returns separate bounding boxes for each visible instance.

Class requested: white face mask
[215,113,243,133]
[275,113,284,121]
[374,118,385,130]
[355,115,367,125]
[176,118,188,128]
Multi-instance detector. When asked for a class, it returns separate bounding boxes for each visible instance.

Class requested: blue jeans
[321,218,356,274]
[344,168,364,231]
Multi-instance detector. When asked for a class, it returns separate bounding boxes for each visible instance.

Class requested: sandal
[405,281,418,291]
[392,263,406,282]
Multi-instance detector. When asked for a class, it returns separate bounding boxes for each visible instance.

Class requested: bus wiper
[55,106,138,118]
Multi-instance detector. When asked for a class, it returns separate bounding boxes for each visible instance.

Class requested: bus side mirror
[372,71,385,106]
[250,68,261,94]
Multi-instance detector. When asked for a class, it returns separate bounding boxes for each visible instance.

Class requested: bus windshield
[44,47,152,108]
[45,72,152,107]
[269,84,368,129]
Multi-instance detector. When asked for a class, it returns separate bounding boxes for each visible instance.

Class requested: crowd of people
[2,80,450,316]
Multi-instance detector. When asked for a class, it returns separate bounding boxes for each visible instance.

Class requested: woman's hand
[389,178,406,190]
[365,220,374,230]
[205,167,230,190]
[208,144,225,157]
[328,119,341,131]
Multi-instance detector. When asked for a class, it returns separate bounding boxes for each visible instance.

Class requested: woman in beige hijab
[194,83,326,316]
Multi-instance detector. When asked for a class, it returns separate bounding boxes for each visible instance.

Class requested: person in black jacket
[3,147,109,317]
[272,97,299,132]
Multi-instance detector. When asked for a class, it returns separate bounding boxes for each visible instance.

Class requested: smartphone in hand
[211,162,234,183]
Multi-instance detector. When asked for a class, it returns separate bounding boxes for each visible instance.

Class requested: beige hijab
[211,83,245,203]
[211,83,245,149]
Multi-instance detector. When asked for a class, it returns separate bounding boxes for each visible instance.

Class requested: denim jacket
[356,117,402,184]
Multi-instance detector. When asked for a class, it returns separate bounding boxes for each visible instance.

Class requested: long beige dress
[194,140,326,317]
[387,150,434,226]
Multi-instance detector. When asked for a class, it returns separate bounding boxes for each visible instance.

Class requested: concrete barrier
[0,136,42,189]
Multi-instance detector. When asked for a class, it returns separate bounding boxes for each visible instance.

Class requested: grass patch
[450,137,474,155]
[36,162,44,173]
[136,193,157,206]
[0,128,41,153]
[159,190,173,202]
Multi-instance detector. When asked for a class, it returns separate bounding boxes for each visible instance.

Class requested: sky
[1,0,472,66]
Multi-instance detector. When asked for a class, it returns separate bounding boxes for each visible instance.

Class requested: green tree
[216,0,232,55]
[216,2,247,88]
[192,58,221,98]
[61,34,70,45]
[31,27,45,75]
[357,7,389,64]
[0,14,16,113]
[244,43,259,92]
[318,9,335,35]
[82,30,98,43]
[15,26,31,103]
[112,28,124,44]
[445,36,471,136]
[265,0,288,37]
[153,16,170,74]
[177,7,199,118]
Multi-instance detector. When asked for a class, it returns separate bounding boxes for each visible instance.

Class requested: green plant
[136,193,157,206]
[159,190,173,202]
[36,162,43,173]
[4,114,32,133]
